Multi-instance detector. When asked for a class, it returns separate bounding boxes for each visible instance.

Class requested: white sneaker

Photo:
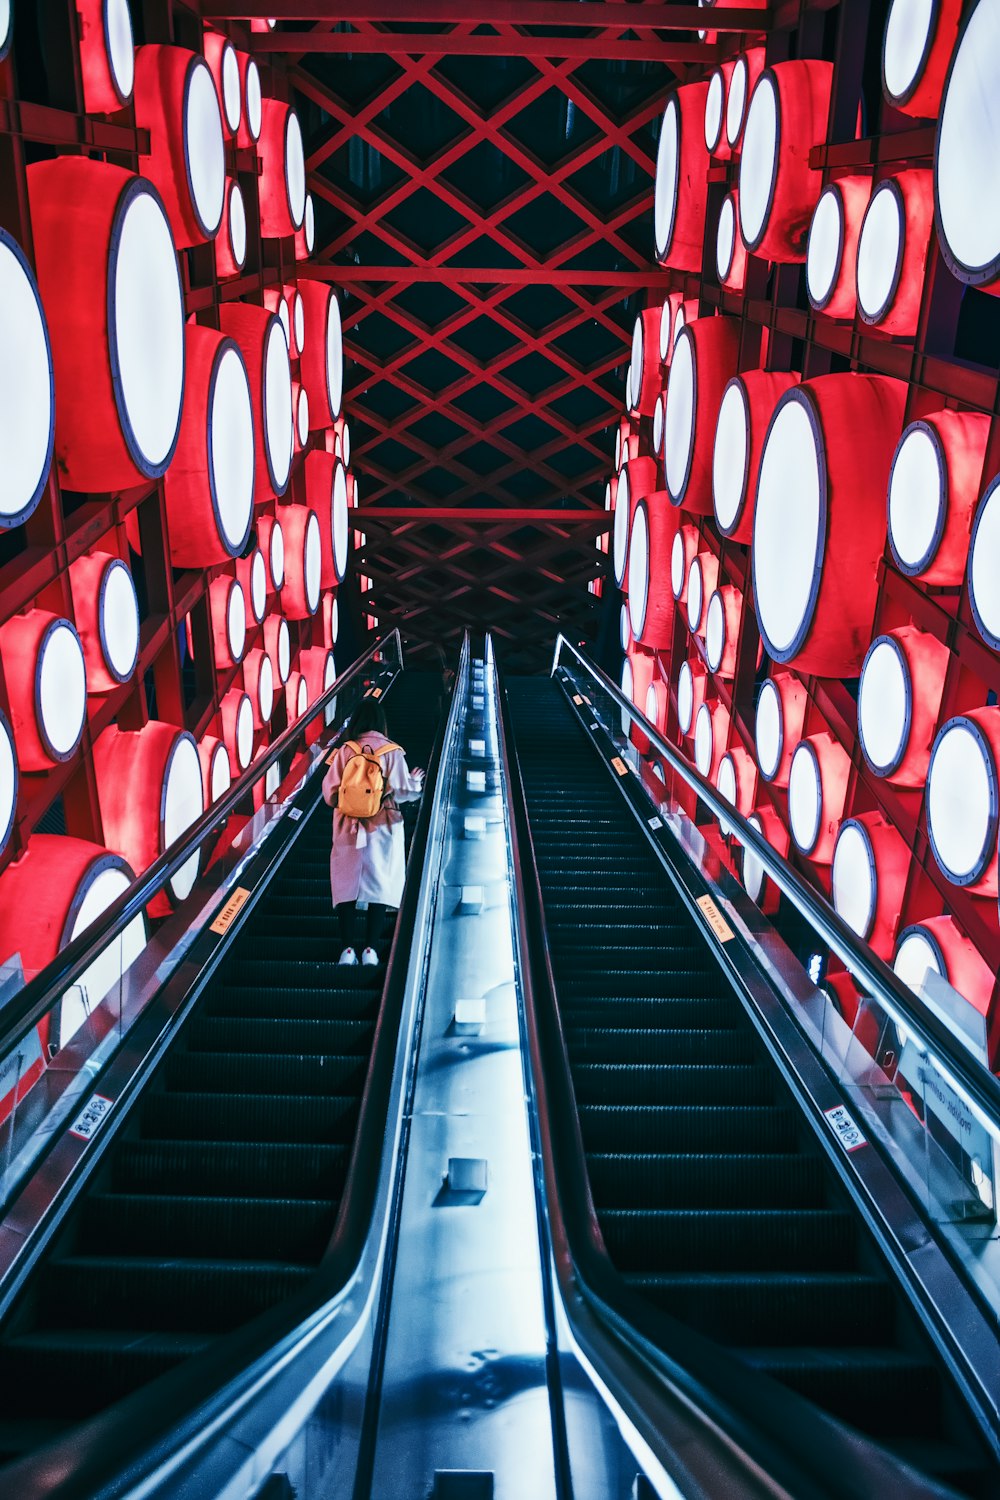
[338,947,358,966]
[361,947,379,967]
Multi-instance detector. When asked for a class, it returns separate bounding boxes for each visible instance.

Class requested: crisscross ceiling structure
[230,2,726,665]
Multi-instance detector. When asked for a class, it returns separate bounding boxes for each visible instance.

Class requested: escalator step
[113,1140,349,1198]
[79,1193,335,1261]
[560,997,737,1029]
[0,1330,212,1420]
[557,973,722,999]
[222,959,383,990]
[572,1063,772,1106]
[567,1029,754,1065]
[38,1257,312,1334]
[739,1347,942,1438]
[599,1208,856,1272]
[207,986,380,1020]
[586,1153,825,1209]
[140,1092,359,1144]
[164,1051,366,1096]
[577,1105,799,1153]
[185,1017,373,1056]
[623,1272,893,1347]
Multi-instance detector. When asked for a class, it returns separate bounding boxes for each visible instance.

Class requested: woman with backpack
[321,696,425,966]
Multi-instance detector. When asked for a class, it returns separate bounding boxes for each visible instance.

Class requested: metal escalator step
[165,1050,366,1096]
[140,1092,359,1144]
[585,1153,825,1209]
[546,924,703,943]
[220,959,383,990]
[0,1330,212,1420]
[185,1017,373,1056]
[79,1193,336,1261]
[577,1106,799,1154]
[738,1347,943,1438]
[571,1064,771,1106]
[622,1272,893,1347]
[38,1257,312,1334]
[566,1028,756,1065]
[557,972,723,999]
[561,997,738,1029]
[113,1139,350,1198]
[598,1208,856,1272]
[551,946,712,971]
[207,986,380,1020]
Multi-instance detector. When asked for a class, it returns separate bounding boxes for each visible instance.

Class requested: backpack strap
[367,741,399,759]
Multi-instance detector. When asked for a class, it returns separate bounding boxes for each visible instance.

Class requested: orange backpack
[337,739,399,819]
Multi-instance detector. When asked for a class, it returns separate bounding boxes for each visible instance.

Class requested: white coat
[321,732,423,908]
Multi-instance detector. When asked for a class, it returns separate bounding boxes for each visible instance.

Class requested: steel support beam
[355,508,607,522]
[252,33,720,61]
[300,265,666,286]
[205,2,770,31]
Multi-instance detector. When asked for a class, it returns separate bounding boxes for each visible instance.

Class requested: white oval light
[245,58,262,141]
[726,54,749,146]
[106,0,135,103]
[0,711,16,856]
[277,617,290,681]
[670,530,686,599]
[743,812,767,902]
[755,679,783,782]
[705,68,725,152]
[832,820,877,938]
[687,556,704,633]
[263,316,293,493]
[227,578,246,663]
[856,181,903,323]
[705,591,725,672]
[716,193,737,281]
[185,58,226,238]
[210,741,231,803]
[250,549,266,623]
[927,717,997,884]
[883,0,937,105]
[613,466,632,586]
[236,692,254,769]
[806,185,844,308]
[969,477,1000,647]
[712,380,748,535]
[211,342,255,556]
[333,461,350,580]
[0,232,54,528]
[936,0,1000,279]
[858,636,909,775]
[654,96,680,261]
[100,559,140,683]
[752,394,822,660]
[285,109,306,230]
[627,504,649,641]
[739,73,778,249]
[39,621,87,761]
[677,660,695,735]
[220,40,241,133]
[663,327,695,500]
[163,733,204,903]
[327,293,344,420]
[228,181,247,269]
[887,422,943,575]
[62,859,146,1048]
[694,702,713,776]
[893,925,943,994]
[788,741,822,854]
[304,509,322,614]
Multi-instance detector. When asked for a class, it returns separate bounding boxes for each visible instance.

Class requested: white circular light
[716,753,737,836]
[341,421,351,469]
[277,299,291,346]
[163,733,203,903]
[333,461,350,580]
[716,194,737,281]
[743,812,767,902]
[106,0,135,103]
[677,661,694,735]
[663,327,694,500]
[630,314,644,408]
[755,679,783,782]
[263,316,293,493]
[659,300,672,362]
[304,194,315,253]
[297,386,310,447]
[228,181,247,269]
[258,652,274,722]
[727,54,749,145]
[888,424,943,575]
[753,394,822,660]
[185,58,226,238]
[619,603,630,653]
[100,559,140,682]
[894,926,943,994]
[883,0,936,104]
[227,579,246,663]
[620,656,634,737]
[236,692,254,769]
[927,718,997,884]
[613,466,631,585]
[210,741,230,802]
[210,343,255,556]
[627,505,649,641]
[705,591,725,672]
[625,368,634,415]
[654,95,680,260]
[245,59,262,141]
[220,40,241,133]
[652,394,665,456]
[687,557,704,633]
[39,621,87,761]
[858,636,909,775]
[304,509,322,614]
[269,517,285,589]
[284,109,305,228]
[673,304,687,348]
[694,702,713,776]
[323,651,337,726]
[0,711,16,854]
[328,595,339,645]
[63,860,146,1048]
[670,530,686,599]
[250,549,266,622]
[705,69,725,151]
[276,617,290,681]
[297,677,308,717]
[739,72,778,249]
[832,820,877,938]
[112,184,184,477]
[788,741,822,854]
[857,181,902,322]
[327,294,344,419]
[0,233,54,528]
[806,185,844,308]
[969,477,1000,647]
[936,0,1000,277]
[293,291,305,353]
[712,380,748,535]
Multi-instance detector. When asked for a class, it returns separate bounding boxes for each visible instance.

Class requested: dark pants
[335,901,391,952]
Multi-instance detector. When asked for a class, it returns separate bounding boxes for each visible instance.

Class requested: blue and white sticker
[69,1093,113,1142]
[825,1103,866,1153]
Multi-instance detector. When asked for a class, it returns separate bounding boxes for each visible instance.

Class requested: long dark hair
[341,696,388,742]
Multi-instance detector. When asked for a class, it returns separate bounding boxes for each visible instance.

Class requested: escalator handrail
[0,628,404,1068]
[495,657,964,1500]
[550,633,1000,1135]
[4,634,469,1500]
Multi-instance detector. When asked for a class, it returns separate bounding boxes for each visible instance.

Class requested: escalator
[0,670,442,1467]
[505,674,995,1497]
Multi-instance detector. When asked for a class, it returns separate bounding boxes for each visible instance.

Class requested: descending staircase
[506,676,991,1495]
[0,671,441,1462]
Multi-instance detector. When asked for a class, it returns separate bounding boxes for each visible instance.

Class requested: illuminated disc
[831,819,877,938]
[788,741,822,854]
[739,71,778,250]
[227,181,247,269]
[276,617,290,682]
[926,716,997,885]
[653,95,680,260]
[220,39,241,132]
[263,315,293,494]
[858,635,909,776]
[705,68,725,151]
[0,231,54,528]
[705,590,725,672]
[0,709,16,856]
[620,656,634,736]
[755,679,783,781]
[341,420,351,468]
[743,812,767,902]
[250,549,266,623]
[63,857,146,1046]
[663,326,695,501]
[716,193,737,280]
[677,660,694,735]
[893,925,943,993]
[936,0,1000,281]
[687,556,704,633]
[296,386,310,447]
[111,181,185,478]
[235,692,254,769]
[38,620,87,761]
[883,0,937,105]
[99,559,140,682]
[333,461,350,581]
[888,423,945,576]
[285,109,306,230]
[806,184,844,309]
[653,393,665,456]
[619,603,630,653]
[106,0,135,103]
[752,392,823,662]
[659,300,672,361]
[304,509,322,614]
[293,291,305,353]
[712,379,749,535]
[856,180,903,323]
[326,294,344,420]
[670,530,686,599]
[258,652,274,722]
[694,702,713,776]
[209,741,231,802]
[627,504,649,641]
[245,58,262,141]
[630,313,644,407]
[227,579,246,663]
[163,732,204,903]
[184,58,226,239]
[968,475,1000,647]
[304,194,315,253]
[726,54,749,145]
[613,466,632,586]
[209,342,255,557]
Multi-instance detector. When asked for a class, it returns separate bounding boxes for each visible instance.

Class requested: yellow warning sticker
[697,894,734,943]
[371,686,382,698]
[610,756,629,777]
[211,887,251,935]
[572,694,583,705]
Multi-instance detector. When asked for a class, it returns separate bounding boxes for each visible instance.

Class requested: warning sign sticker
[696,894,735,943]
[210,886,251,936]
[69,1094,113,1142]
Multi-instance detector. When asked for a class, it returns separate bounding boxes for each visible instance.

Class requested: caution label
[69,1093,112,1142]
[572,694,583,705]
[610,756,629,777]
[210,886,251,935]
[825,1104,867,1154]
[696,894,735,943]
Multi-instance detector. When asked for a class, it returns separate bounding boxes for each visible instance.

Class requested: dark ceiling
[276,12,676,667]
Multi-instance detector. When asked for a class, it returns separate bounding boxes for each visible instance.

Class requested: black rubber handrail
[0,629,403,1068]
[551,633,1000,1134]
[2,634,468,1500]
[494,654,964,1500]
